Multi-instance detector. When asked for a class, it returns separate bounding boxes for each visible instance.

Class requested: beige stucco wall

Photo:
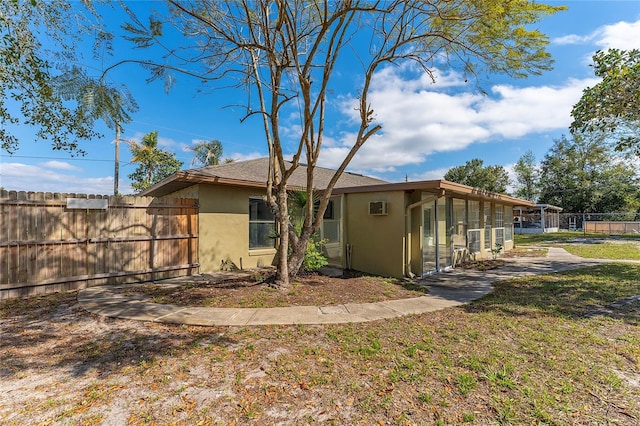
[342,192,517,278]
[166,183,518,277]
[343,191,408,278]
[172,184,276,273]
[199,184,277,272]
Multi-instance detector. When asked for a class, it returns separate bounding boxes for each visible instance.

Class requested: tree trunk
[273,186,291,289]
[271,186,317,290]
[287,235,308,280]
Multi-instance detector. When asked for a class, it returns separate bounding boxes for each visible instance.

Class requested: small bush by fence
[0,190,199,299]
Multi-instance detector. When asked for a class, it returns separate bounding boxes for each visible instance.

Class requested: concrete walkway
[78,248,610,326]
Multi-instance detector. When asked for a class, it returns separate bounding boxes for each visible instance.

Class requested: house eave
[331,180,536,206]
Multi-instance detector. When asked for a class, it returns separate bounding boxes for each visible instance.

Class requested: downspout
[404,190,445,278]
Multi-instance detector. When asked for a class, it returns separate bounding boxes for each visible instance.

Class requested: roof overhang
[139,170,308,197]
[513,203,563,212]
[331,180,536,206]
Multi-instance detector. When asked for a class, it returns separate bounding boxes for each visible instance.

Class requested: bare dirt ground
[123,272,428,309]
[1,262,638,425]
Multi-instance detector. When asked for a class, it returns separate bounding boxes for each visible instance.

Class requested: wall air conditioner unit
[368,201,388,216]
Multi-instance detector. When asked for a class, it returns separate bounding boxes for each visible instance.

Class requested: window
[320,199,340,243]
[249,197,276,249]
[467,201,481,253]
[484,204,492,250]
[452,198,466,250]
[495,205,505,246]
[505,207,513,241]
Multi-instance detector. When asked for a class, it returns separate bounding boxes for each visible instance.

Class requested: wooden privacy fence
[0,190,199,299]
[584,221,640,235]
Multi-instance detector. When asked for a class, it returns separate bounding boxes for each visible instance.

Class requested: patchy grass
[515,231,640,260]
[1,264,639,424]
[502,246,549,258]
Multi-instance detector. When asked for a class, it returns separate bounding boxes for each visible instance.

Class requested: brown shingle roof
[140,157,388,197]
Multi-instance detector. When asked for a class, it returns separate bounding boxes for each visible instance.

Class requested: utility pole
[114,122,121,196]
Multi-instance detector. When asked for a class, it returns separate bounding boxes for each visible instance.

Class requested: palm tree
[128,131,183,192]
[189,140,223,167]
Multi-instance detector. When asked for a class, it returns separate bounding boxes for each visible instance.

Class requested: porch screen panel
[484,204,492,250]
[467,200,481,253]
[438,197,451,270]
[452,198,466,250]
[505,206,513,241]
[495,204,505,246]
[249,197,276,249]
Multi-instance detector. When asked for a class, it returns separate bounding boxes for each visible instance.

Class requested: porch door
[438,197,452,270]
[422,202,437,273]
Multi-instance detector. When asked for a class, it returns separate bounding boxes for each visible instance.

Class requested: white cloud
[553,19,640,50]
[409,167,449,182]
[553,34,593,45]
[226,151,263,162]
[319,66,598,173]
[39,160,83,172]
[1,162,131,195]
[595,19,640,50]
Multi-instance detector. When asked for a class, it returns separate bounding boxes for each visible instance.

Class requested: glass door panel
[422,202,436,273]
[438,197,452,270]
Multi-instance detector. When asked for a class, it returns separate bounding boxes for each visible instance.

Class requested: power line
[3,155,113,162]
[2,154,138,168]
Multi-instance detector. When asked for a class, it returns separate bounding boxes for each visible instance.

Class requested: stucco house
[141,158,535,279]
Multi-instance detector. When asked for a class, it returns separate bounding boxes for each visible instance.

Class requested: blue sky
[1,1,639,195]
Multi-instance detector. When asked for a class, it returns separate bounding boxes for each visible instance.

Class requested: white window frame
[467,200,481,254]
[495,205,505,247]
[249,197,276,250]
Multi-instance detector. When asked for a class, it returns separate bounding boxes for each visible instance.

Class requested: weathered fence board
[0,190,199,299]
[584,221,640,234]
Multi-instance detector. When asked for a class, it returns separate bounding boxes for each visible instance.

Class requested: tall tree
[538,134,639,213]
[570,49,640,155]
[0,1,135,155]
[189,140,223,167]
[128,131,183,193]
[122,0,564,287]
[513,150,539,202]
[444,159,511,194]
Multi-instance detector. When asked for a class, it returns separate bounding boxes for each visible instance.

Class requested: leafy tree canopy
[444,159,511,194]
[570,49,640,155]
[0,0,136,155]
[513,150,539,202]
[538,134,640,213]
[128,131,183,193]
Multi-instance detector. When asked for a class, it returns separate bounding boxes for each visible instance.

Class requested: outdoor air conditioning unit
[369,201,388,215]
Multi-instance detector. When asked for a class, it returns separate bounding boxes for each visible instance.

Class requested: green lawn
[562,242,640,260]
[515,231,640,245]
[515,231,640,260]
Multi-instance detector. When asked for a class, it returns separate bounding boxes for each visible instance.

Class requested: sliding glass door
[422,202,436,273]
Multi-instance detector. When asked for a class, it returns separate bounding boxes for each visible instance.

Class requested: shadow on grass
[466,263,640,325]
[0,292,237,379]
